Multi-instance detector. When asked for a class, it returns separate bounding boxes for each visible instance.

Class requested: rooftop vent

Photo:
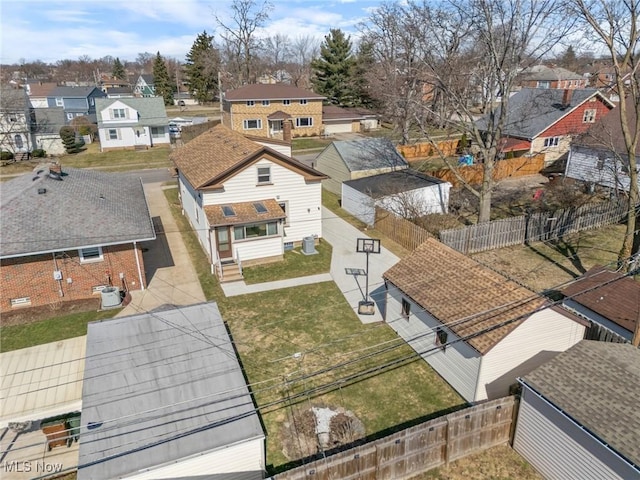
[37,188,46,194]
[48,171,62,181]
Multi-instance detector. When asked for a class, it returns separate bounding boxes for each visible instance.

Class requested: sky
[0,0,385,65]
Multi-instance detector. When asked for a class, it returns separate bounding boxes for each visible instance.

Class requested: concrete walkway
[221,273,333,296]
[117,184,205,317]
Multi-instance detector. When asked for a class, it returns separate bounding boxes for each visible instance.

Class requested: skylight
[253,202,267,214]
[222,205,236,217]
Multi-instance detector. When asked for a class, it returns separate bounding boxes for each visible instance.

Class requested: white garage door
[324,122,353,134]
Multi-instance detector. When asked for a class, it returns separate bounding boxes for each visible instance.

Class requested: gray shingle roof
[477,88,610,140]
[77,302,264,480]
[0,166,155,258]
[48,86,103,98]
[344,168,447,198]
[34,107,66,134]
[332,137,408,172]
[520,65,584,81]
[224,83,325,101]
[0,85,29,111]
[95,97,168,128]
[522,340,640,467]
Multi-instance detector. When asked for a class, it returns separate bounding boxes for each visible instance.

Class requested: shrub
[32,148,46,158]
[1,151,14,161]
[60,126,79,154]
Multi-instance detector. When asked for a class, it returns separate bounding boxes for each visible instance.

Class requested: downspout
[133,241,144,290]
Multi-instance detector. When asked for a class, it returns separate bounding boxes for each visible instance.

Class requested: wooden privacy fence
[429,155,545,187]
[397,139,460,159]
[374,207,432,251]
[440,198,629,255]
[273,396,518,480]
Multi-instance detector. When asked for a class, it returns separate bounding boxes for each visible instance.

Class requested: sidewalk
[220,273,332,296]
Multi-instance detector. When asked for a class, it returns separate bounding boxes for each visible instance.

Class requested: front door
[216,227,233,260]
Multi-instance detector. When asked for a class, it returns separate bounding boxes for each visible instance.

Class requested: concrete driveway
[322,207,400,324]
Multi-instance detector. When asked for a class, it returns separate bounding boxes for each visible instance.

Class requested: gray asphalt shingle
[333,137,408,172]
[95,97,168,128]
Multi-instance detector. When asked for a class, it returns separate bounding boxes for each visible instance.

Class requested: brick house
[517,65,589,89]
[478,88,615,164]
[0,164,155,313]
[222,84,325,139]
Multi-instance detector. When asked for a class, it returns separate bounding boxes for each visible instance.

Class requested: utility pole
[218,71,223,112]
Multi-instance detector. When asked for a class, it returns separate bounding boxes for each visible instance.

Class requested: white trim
[10,296,31,307]
[79,246,104,263]
[134,240,144,291]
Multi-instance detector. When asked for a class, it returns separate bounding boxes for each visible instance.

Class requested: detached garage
[342,169,451,226]
[514,341,640,480]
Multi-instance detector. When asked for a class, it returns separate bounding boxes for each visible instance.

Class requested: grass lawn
[0,309,118,352]
[292,137,332,151]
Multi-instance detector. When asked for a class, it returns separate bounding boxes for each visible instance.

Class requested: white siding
[202,157,322,243]
[99,100,138,124]
[514,387,637,480]
[563,299,632,341]
[234,236,283,262]
[476,309,585,401]
[377,183,451,216]
[127,436,265,480]
[565,145,638,192]
[253,140,291,157]
[385,284,481,402]
[98,126,139,149]
[35,133,65,155]
[315,144,350,195]
[342,183,375,225]
[179,174,211,259]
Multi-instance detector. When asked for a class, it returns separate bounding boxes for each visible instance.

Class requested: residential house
[24,81,58,108]
[382,238,586,402]
[172,124,326,280]
[560,265,640,344]
[342,169,451,226]
[322,105,380,135]
[315,137,409,196]
[46,86,107,124]
[0,164,155,314]
[78,302,265,480]
[99,74,130,91]
[222,83,325,139]
[133,74,155,97]
[104,86,134,98]
[33,107,66,155]
[514,340,640,480]
[565,95,640,192]
[478,88,615,164]
[0,84,34,159]
[95,97,170,151]
[518,65,589,90]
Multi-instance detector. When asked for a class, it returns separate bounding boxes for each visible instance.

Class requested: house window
[299,99,308,105]
[66,113,74,120]
[108,129,119,140]
[262,100,270,106]
[14,134,23,149]
[55,98,63,107]
[257,166,271,184]
[246,100,255,107]
[583,109,596,123]
[278,201,289,226]
[283,99,291,106]
[537,81,550,89]
[10,297,31,308]
[435,328,448,349]
[151,126,164,138]
[401,298,410,319]
[296,117,313,127]
[243,119,262,130]
[234,222,278,240]
[111,108,126,119]
[89,98,94,106]
[543,137,559,148]
[79,246,104,263]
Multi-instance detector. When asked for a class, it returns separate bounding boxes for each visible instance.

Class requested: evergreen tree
[59,126,79,154]
[311,29,356,106]
[185,31,220,105]
[112,57,126,80]
[153,52,174,106]
[351,39,377,109]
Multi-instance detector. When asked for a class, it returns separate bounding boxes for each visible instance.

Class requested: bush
[32,149,46,158]
[60,126,79,154]
[1,151,14,161]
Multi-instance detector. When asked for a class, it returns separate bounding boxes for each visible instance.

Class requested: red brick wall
[0,243,146,313]
[541,97,613,137]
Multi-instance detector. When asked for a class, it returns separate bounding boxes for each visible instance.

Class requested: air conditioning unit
[100,287,122,309]
[302,236,318,255]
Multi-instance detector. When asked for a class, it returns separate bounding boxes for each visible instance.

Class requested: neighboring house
[46,86,107,124]
[174,91,198,106]
[95,97,170,151]
[382,238,586,403]
[169,116,209,129]
[342,169,451,226]
[514,340,640,480]
[0,164,155,313]
[172,124,326,281]
[78,302,265,480]
[479,88,615,164]
[322,105,380,135]
[0,84,34,159]
[315,137,409,196]
[33,107,66,155]
[518,65,589,89]
[105,86,134,98]
[222,83,325,139]
[24,81,58,108]
[99,75,130,91]
[560,265,640,344]
[565,95,640,192]
[133,74,155,97]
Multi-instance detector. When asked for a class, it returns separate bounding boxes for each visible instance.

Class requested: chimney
[562,88,573,107]
[283,119,292,144]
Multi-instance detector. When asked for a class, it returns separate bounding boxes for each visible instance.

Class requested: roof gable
[224,83,325,101]
[95,97,168,126]
[383,238,547,354]
[332,138,409,172]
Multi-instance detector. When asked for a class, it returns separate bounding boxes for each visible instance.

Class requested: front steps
[219,261,243,283]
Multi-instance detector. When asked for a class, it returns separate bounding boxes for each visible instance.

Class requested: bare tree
[215,0,273,85]
[262,34,291,80]
[289,35,319,87]
[572,0,639,271]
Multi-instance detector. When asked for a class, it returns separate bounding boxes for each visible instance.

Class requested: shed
[514,340,640,479]
[77,302,265,480]
[314,138,408,196]
[341,169,451,226]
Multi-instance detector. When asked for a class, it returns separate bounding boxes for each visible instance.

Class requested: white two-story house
[171,124,327,281]
[95,97,169,151]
